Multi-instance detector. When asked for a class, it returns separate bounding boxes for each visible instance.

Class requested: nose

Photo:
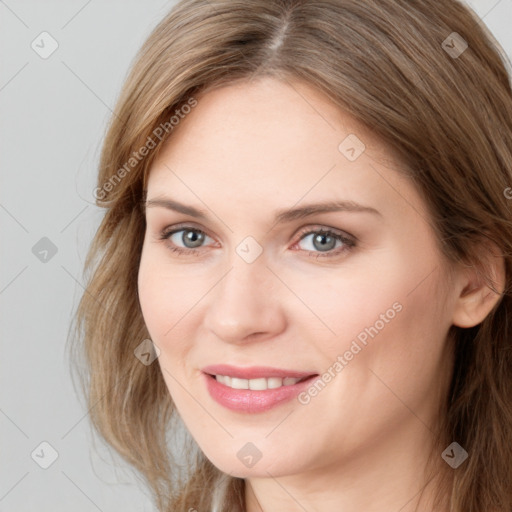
[202,255,287,344]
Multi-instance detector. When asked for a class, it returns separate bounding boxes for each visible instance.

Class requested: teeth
[248,378,267,390]
[214,374,303,390]
[267,377,283,389]
[231,377,249,389]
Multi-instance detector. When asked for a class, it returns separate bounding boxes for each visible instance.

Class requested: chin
[203,449,300,479]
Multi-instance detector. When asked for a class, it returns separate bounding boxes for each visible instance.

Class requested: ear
[451,240,506,328]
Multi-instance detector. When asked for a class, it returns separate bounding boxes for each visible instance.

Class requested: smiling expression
[137,76,457,478]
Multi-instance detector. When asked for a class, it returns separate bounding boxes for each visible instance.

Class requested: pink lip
[201,365,319,414]
[201,364,316,380]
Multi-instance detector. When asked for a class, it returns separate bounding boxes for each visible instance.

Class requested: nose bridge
[203,251,283,342]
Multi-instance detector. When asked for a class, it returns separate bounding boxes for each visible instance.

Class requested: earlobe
[451,243,506,328]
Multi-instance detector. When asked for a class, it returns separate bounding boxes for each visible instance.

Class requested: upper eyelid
[162,223,210,238]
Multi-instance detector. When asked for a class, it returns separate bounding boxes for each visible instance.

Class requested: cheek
[280,254,413,353]
[137,254,167,340]
[322,257,451,416]
[137,246,196,356]
[138,239,198,323]
[138,254,197,409]
[292,244,449,372]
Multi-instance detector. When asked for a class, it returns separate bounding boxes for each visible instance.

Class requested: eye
[293,227,356,259]
[158,224,356,259]
[159,226,215,255]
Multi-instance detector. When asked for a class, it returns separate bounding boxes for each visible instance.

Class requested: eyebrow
[144,197,382,223]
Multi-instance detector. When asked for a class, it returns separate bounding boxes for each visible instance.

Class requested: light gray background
[1,1,511,510]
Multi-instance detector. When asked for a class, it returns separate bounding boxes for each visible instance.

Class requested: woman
[71,0,512,510]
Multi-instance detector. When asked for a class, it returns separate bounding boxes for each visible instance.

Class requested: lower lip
[203,373,318,413]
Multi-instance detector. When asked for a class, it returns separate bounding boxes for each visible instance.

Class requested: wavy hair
[70,0,512,510]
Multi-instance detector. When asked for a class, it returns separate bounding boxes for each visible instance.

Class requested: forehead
[145,77,414,221]
[152,77,396,166]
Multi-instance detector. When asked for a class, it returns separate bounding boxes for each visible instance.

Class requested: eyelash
[158,224,356,259]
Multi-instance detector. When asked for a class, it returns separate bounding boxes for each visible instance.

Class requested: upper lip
[202,364,318,380]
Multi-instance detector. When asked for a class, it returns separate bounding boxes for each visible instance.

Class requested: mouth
[201,363,317,384]
[201,364,319,413]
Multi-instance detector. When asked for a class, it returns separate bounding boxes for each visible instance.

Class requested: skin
[137,77,504,512]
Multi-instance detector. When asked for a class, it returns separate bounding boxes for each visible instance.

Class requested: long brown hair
[70,1,512,510]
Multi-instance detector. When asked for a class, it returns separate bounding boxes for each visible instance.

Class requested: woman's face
[138,77,458,479]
